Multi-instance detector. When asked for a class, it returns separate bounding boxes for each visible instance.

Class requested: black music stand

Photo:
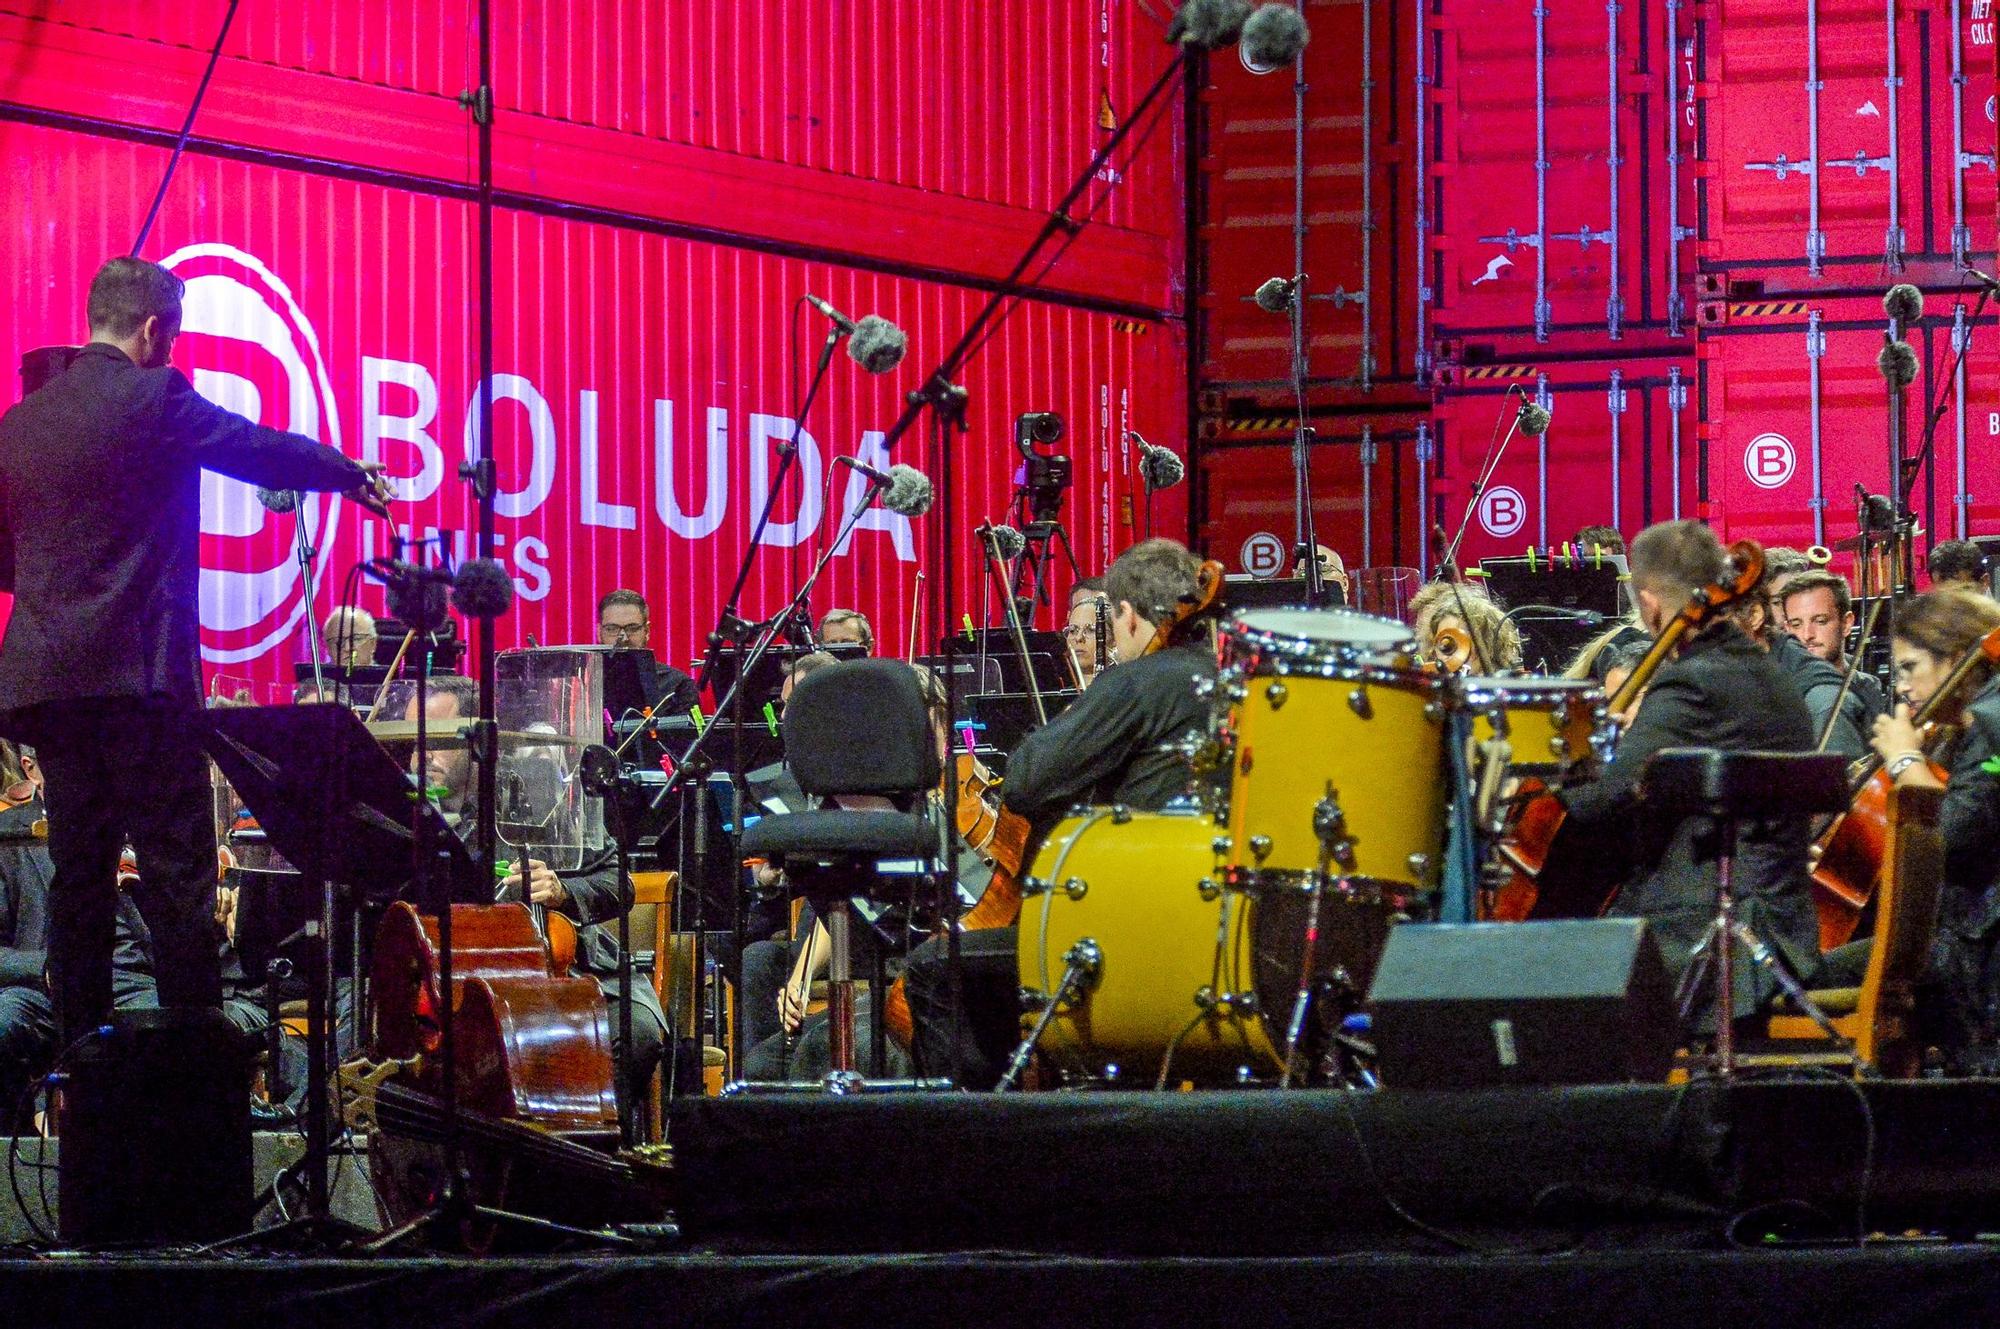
[204,703,483,1243]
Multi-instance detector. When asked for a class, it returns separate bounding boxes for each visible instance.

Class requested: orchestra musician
[901,538,1218,1086]
[1558,521,1819,1026]
[1865,587,2000,1070]
[1927,540,1992,594]
[1728,565,1872,760]
[818,608,875,653]
[408,676,672,1121]
[1574,524,1626,558]
[1407,581,1522,675]
[1063,577,1113,686]
[1292,544,1353,602]
[1779,570,1887,721]
[597,589,698,715]
[0,257,394,1051]
[324,605,380,672]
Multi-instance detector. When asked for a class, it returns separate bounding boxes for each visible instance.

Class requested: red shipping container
[1423,0,1696,350]
[1698,294,2000,557]
[0,2,1187,309]
[1430,357,1697,565]
[1695,0,1997,276]
[0,121,1186,696]
[1193,0,1419,391]
[1192,417,1428,585]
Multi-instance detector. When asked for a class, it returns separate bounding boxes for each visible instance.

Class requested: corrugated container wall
[0,3,1191,695]
[1694,0,1997,283]
[0,2,1186,311]
[1423,0,1698,358]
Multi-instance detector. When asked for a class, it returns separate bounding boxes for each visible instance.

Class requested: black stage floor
[4,1078,1999,1328]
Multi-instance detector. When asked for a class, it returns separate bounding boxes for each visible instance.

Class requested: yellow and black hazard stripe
[1217,416,1296,435]
[1457,364,1537,381]
[1110,318,1151,335]
[1727,301,1811,319]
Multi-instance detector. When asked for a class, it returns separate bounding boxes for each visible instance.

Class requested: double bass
[1488,540,1766,921]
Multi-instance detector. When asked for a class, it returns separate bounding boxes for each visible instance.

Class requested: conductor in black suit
[1559,520,1819,1022]
[0,256,393,1045]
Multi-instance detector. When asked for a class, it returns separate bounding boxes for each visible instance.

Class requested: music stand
[1223,574,1346,612]
[204,703,483,1241]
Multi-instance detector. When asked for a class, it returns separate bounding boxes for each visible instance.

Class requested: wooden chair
[629,870,731,1123]
[1763,784,1945,1077]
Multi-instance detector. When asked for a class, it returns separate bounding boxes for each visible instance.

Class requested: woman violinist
[1866,587,2000,1070]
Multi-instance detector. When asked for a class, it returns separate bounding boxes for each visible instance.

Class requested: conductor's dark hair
[424,674,480,718]
[1929,539,1989,586]
[1106,538,1200,627]
[87,257,184,338]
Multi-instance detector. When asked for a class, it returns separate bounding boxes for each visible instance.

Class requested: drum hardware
[1248,834,1273,862]
[1265,681,1289,708]
[996,937,1103,1092]
[1347,688,1372,719]
[1225,681,1250,704]
[1061,877,1088,901]
[1198,876,1222,902]
[1212,835,1233,856]
[1406,853,1431,880]
[1281,784,1355,1087]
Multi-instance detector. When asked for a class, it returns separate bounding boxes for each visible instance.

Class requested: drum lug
[1248,835,1273,863]
[1020,986,1049,1012]
[1110,804,1134,826]
[1062,876,1088,901]
[1020,877,1049,897]
[1212,834,1234,857]
[1264,681,1289,709]
[1423,700,1443,722]
[1225,681,1249,704]
[1198,876,1221,902]
[1407,853,1431,882]
[1549,736,1570,759]
[1348,688,1372,719]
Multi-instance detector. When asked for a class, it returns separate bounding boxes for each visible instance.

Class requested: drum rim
[1459,676,1607,707]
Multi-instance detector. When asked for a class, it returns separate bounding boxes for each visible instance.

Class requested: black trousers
[902,926,1021,1090]
[24,699,221,1044]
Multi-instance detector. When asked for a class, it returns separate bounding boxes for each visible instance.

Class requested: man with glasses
[1063,578,1113,688]
[596,589,697,715]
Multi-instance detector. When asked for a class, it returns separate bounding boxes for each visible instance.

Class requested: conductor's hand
[351,460,398,519]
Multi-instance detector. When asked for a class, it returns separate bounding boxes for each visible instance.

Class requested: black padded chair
[738,659,942,1080]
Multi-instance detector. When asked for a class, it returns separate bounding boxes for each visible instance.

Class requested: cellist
[1557,522,1820,1029]
[1864,587,2000,1071]
[899,538,1219,1088]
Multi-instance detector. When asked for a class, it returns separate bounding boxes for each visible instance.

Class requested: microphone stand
[287,493,328,701]
[1899,285,1991,533]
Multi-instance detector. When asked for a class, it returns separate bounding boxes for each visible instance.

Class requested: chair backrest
[783,659,941,798]
[1856,783,1945,1070]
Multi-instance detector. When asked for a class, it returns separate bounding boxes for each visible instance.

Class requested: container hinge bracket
[1476,228,1542,253]
[1550,225,1611,249]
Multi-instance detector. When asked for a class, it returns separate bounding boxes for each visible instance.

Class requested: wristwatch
[1885,751,1928,781]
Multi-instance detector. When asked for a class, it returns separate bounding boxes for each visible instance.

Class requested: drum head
[1227,608,1414,657]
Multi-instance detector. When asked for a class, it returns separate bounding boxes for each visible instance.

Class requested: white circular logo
[1477,485,1527,538]
[1241,532,1288,578]
[1986,93,1996,125]
[162,243,346,665]
[1744,431,1797,490]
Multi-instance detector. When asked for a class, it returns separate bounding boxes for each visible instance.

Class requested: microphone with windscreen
[805,294,908,375]
[1240,3,1311,68]
[1254,275,1301,314]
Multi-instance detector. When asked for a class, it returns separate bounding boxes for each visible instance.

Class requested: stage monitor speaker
[1366,919,1675,1089]
[58,1008,253,1247]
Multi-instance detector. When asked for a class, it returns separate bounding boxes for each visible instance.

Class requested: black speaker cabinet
[58,1008,253,1246]
[1366,919,1675,1089]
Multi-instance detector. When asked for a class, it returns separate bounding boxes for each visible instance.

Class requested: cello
[1809,623,2000,948]
[1488,539,1766,921]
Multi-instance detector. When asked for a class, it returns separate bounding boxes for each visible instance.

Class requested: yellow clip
[1526,547,1538,573]
[688,705,706,734]
[762,702,780,737]
[962,614,977,640]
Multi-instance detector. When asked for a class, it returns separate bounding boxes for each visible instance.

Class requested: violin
[1425,623,1474,676]
[1488,539,1766,921]
[1810,623,2000,949]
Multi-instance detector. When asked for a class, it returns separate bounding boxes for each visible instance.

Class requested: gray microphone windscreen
[1516,401,1553,437]
[255,486,299,514]
[451,557,515,620]
[848,314,908,375]
[1167,0,1251,49]
[1253,276,1296,314]
[1240,3,1310,67]
[989,525,1028,561]
[1883,283,1925,324]
[1140,444,1187,491]
[1877,339,1919,389]
[884,464,934,516]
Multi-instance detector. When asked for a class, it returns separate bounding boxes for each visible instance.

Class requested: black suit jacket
[1561,623,1818,1016]
[0,344,366,713]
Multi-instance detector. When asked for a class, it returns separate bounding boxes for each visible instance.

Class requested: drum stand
[1279,784,1356,1088]
[995,939,1102,1092]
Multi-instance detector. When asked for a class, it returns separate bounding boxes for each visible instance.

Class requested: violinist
[898,539,1218,1087]
[1063,578,1113,687]
[410,677,672,1122]
[1729,566,1872,760]
[1780,570,1887,722]
[1407,581,1522,675]
[1866,588,2000,1070]
[1558,521,1819,1024]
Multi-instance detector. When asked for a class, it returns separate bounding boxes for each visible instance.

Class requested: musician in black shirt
[904,539,1216,1087]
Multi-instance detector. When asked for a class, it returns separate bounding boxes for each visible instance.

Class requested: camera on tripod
[1014,411,1071,524]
